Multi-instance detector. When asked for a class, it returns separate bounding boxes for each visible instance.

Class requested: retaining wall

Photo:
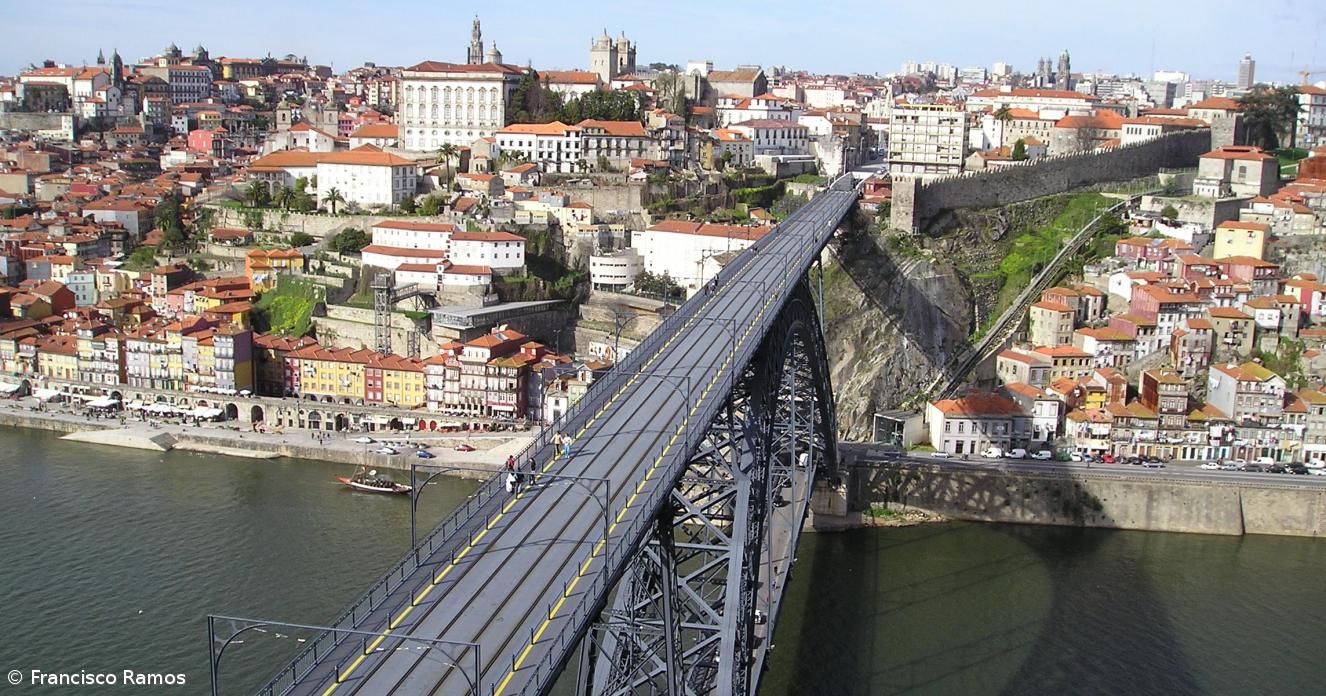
[891,130,1213,234]
[843,461,1326,538]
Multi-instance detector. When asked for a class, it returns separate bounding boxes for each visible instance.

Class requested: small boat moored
[336,468,412,495]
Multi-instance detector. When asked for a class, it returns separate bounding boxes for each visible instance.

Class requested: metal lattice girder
[582,281,838,696]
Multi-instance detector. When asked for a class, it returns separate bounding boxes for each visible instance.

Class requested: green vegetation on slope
[253,277,323,337]
[974,193,1116,330]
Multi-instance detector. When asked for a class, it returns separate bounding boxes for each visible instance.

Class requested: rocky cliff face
[823,197,1087,439]
[821,231,974,441]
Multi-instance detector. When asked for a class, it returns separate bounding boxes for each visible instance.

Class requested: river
[3,427,1324,695]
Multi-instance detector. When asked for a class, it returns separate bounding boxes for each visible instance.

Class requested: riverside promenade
[0,399,532,475]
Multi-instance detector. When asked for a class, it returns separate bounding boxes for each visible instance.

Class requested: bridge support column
[583,281,838,696]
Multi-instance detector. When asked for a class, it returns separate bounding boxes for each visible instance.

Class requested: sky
[5,0,1325,84]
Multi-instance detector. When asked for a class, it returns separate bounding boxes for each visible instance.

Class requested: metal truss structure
[578,281,838,696]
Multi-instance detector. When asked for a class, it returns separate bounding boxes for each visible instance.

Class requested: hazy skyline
[6,0,1324,85]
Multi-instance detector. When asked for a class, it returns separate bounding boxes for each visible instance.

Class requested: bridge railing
[255,180,864,695]
[512,183,865,694]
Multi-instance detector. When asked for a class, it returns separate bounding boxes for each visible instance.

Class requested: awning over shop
[0,382,22,394]
[86,397,121,409]
[33,388,63,402]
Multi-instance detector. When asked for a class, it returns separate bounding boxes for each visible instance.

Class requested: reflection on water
[0,427,479,695]
[763,523,1326,696]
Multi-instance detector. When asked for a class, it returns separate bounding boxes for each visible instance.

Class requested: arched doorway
[334,414,348,431]
[224,403,239,420]
[389,418,403,431]
[250,405,265,424]
[110,390,123,401]
[307,411,323,430]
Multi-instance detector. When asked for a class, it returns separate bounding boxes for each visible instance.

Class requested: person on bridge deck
[561,440,571,459]
[505,455,516,472]
[553,431,563,448]
[505,472,517,494]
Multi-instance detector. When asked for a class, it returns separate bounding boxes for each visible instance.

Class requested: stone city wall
[891,130,1213,234]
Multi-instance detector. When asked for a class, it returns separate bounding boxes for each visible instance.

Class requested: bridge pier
[582,281,838,696]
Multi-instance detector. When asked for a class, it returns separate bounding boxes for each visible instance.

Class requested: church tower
[111,49,124,88]
[1057,50,1072,90]
[96,48,105,65]
[616,31,636,77]
[467,16,484,65]
[486,43,503,65]
[590,29,617,83]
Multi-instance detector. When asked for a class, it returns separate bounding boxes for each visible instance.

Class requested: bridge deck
[273,185,859,696]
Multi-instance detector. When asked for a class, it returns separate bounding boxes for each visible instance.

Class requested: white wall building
[399,60,525,152]
[449,231,526,272]
[370,220,456,251]
[728,120,809,156]
[888,103,967,176]
[632,221,770,292]
[315,145,418,208]
[589,249,643,291]
[496,121,584,173]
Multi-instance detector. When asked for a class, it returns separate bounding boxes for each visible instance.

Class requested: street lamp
[207,614,481,696]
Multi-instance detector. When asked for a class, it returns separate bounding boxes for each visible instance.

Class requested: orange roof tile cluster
[931,392,1025,417]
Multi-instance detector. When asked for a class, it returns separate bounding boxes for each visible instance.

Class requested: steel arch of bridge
[577,280,838,696]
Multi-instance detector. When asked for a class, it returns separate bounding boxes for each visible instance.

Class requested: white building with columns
[399,60,526,153]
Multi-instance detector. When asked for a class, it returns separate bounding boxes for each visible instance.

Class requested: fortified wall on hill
[891,129,1213,234]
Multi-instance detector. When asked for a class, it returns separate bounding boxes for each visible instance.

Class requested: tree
[436,143,459,182]
[399,196,417,214]
[289,231,315,247]
[717,150,734,171]
[1011,138,1027,161]
[272,185,295,211]
[1160,204,1179,221]
[329,228,370,254]
[1240,85,1302,150]
[246,180,271,208]
[419,195,443,216]
[993,105,1015,146]
[323,187,346,215]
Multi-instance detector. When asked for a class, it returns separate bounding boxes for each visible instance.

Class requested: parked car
[1069,452,1087,462]
[1310,468,1326,476]
[373,446,399,455]
[1030,450,1052,460]
[351,436,374,444]
[930,450,952,458]
[1102,454,1116,464]
[1306,461,1325,469]
[1142,461,1166,468]
[1254,456,1276,466]
[981,447,1004,459]
[1005,448,1028,459]
[1286,464,1308,475]
[454,443,476,452]
[1267,464,1287,474]
[1199,462,1221,470]
[1219,462,1240,471]
[1240,463,1264,472]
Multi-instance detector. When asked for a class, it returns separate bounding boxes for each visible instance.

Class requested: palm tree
[323,187,346,215]
[246,180,270,208]
[272,185,295,211]
[436,143,459,181]
[993,105,1014,148]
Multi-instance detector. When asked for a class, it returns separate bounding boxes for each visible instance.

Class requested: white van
[981,446,1004,458]
[1005,448,1028,459]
